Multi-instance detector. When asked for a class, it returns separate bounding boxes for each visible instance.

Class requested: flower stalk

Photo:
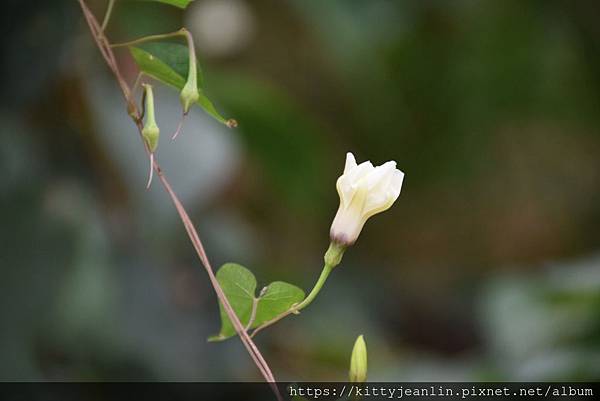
[295,263,334,311]
[293,242,345,311]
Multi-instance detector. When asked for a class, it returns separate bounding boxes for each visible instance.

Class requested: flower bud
[180,78,200,115]
[349,335,367,383]
[180,31,200,115]
[141,84,159,152]
[330,152,404,246]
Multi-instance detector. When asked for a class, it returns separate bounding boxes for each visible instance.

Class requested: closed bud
[180,29,200,115]
[142,84,160,152]
[349,335,367,383]
[179,79,199,115]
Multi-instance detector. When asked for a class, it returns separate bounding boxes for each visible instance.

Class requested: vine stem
[101,0,115,31]
[295,263,334,311]
[76,1,281,399]
[109,29,186,48]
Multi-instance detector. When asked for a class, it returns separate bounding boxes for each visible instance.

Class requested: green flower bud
[180,30,200,115]
[141,84,159,152]
[180,78,199,115]
[349,335,367,383]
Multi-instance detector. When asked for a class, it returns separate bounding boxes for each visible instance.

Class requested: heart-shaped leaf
[208,263,305,341]
[210,262,257,339]
[255,281,305,325]
[129,43,227,125]
[136,0,194,9]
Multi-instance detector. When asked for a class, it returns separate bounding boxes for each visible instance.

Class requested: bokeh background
[1,0,600,382]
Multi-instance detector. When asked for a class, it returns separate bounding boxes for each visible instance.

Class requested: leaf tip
[207,334,227,342]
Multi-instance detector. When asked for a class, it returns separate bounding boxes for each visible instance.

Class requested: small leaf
[255,281,305,325]
[139,42,204,88]
[209,264,305,341]
[208,263,256,341]
[130,46,184,88]
[136,0,194,9]
[129,44,228,124]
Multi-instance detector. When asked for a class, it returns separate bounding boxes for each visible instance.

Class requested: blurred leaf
[129,44,227,124]
[209,75,330,210]
[136,0,194,9]
[209,263,304,341]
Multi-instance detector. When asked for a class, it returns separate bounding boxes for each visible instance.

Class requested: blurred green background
[1,0,599,381]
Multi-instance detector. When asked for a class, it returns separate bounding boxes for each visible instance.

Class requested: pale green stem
[294,263,334,311]
[181,29,197,86]
[250,243,345,338]
[245,297,259,331]
[294,241,346,311]
[249,263,336,338]
[101,0,116,31]
[110,28,186,48]
[178,28,199,115]
[131,72,145,95]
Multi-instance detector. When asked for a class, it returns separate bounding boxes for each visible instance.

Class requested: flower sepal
[324,241,346,268]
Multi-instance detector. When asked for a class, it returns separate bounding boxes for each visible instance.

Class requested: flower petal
[363,161,395,190]
[390,169,404,196]
[331,152,404,245]
[344,152,357,174]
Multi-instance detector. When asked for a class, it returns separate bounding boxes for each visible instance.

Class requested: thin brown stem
[77,1,280,398]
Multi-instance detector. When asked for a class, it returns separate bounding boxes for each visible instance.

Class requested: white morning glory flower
[330,152,404,246]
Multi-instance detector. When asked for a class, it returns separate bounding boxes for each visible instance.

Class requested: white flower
[330,152,404,246]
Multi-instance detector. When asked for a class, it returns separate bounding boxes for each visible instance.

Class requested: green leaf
[130,46,184,88]
[209,263,305,341]
[139,42,204,88]
[129,44,228,124]
[136,0,194,9]
[208,263,256,341]
[255,281,305,325]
